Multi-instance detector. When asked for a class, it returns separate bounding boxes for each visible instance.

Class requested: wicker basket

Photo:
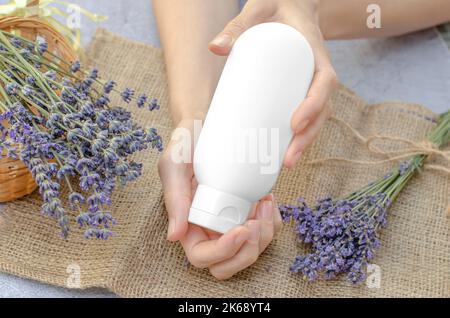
[0,0,77,202]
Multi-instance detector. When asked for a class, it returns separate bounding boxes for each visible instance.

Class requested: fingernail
[246,221,260,244]
[234,229,249,245]
[211,34,232,48]
[260,200,273,221]
[296,119,310,133]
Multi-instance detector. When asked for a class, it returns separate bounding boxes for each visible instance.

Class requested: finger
[209,17,249,55]
[248,193,272,220]
[291,68,338,135]
[191,177,198,198]
[247,201,258,220]
[252,193,282,233]
[158,146,193,242]
[255,199,275,253]
[271,195,283,234]
[181,224,251,269]
[251,194,282,233]
[284,105,332,168]
[208,2,268,56]
[209,220,261,280]
[204,196,257,239]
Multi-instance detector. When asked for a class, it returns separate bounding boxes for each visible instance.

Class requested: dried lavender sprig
[1,30,155,108]
[0,31,163,239]
[281,110,450,284]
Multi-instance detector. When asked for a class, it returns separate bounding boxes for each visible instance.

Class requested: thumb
[158,134,195,242]
[209,13,256,56]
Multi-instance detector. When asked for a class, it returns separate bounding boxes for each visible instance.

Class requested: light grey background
[0,0,449,298]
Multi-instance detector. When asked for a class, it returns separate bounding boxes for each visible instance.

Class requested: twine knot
[306,116,450,175]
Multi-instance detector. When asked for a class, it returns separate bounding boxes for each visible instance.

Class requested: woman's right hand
[209,0,338,168]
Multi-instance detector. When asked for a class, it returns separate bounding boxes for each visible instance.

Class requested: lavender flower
[26,76,36,86]
[0,29,163,239]
[149,98,160,111]
[84,228,114,240]
[137,94,148,108]
[70,60,81,73]
[88,68,99,80]
[21,85,33,97]
[281,109,450,284]
[69,192,85,206]
[36,36,48,55]
[20,48,31,58]
[10,37,22,48]
[121,88,134,103]
[399,160,411,176]
[4,70,14,78]
[281,193,388,284]
[104,80,116,94]
[95,95,110,107]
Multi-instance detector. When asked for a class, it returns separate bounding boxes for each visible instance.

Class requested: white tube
[188,22,315,233]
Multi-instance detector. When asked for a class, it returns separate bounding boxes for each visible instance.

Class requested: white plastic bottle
[188,22,315,233]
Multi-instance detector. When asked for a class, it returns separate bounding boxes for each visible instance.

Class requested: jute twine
[0,29,448,297]
[306,115,450,215]
[307,116,450,175]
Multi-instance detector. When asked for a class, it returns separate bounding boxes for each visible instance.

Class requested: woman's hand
[158,119,282,280]
[156,0,335,281]
[209,0,338,168]
[155,0,450,281]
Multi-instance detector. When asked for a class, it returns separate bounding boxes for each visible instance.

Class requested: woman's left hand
[209,0,338,168]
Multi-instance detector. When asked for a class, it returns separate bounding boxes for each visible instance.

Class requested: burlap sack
[0,29,449,298]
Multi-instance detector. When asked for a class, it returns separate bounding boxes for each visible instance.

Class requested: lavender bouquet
[0,30,162,239]
[280,110,450,284]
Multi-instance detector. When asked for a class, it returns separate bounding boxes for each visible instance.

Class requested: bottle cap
[188,184,252,234]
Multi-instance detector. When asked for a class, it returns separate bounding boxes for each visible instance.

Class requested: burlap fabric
[0,29,449,298]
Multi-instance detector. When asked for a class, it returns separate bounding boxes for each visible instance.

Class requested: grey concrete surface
[0,0,449,298]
